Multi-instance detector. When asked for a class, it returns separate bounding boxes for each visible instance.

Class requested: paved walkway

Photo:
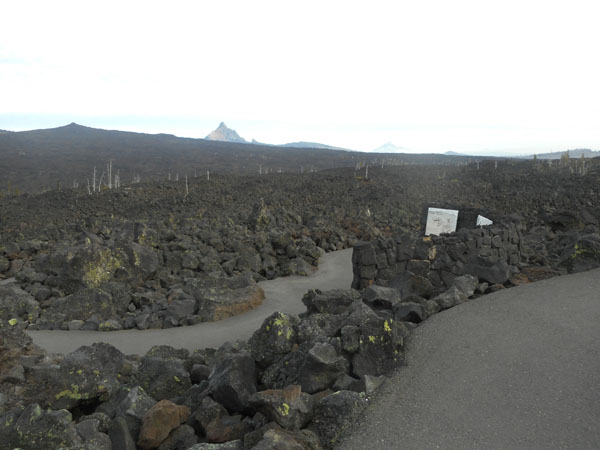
[338,267,600,450]
[28,248,353,355]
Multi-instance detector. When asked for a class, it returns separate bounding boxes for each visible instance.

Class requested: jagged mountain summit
[205,122,247,143]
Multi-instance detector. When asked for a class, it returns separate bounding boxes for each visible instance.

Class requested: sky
[1,0,599,155]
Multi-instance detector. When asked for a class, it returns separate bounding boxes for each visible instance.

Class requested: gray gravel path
[338,267,600,450]
[28,248,353,355]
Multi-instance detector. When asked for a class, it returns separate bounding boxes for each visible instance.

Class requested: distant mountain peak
[371,142,405,153]
[54,122,92,134]
[205,122,247,143]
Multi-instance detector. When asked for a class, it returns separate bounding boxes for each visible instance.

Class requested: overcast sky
[1,0,599,154]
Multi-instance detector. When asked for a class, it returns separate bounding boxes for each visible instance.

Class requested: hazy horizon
[2,1,599,156]
[1,114,597,157]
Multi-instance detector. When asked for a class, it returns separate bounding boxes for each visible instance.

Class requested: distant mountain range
[281,141,347,151]
[0,123,471,193]
[205,122,349,151]
[523,148,600,160]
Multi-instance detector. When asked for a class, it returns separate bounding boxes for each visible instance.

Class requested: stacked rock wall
[352,220,524,292]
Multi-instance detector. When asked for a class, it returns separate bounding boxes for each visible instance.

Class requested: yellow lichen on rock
[277,402,290,416]
[383,320,392,334]
[82,248,122,288]
[55,384,83,400]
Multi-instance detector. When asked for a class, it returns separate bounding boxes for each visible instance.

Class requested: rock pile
[0,214,344,330]
[352,218,523,293]
[2,159,600,448]
[0,270,482,449]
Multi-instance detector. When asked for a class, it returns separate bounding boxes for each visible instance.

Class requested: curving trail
[28,248,353,355]
[338,267,600,450]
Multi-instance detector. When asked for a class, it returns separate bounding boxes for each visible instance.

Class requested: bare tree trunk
[107,160,113,189]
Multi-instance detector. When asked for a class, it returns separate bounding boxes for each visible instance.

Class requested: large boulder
[156,423,197,450]
[64,245,126,292]
[302,289,362,315]
[560,233,600,273]
[350,317,405,378]
[107,416,137,450]
[0,285,40,323]
[249,312,299,369]
[431,286,468,311]
[43,287,126,322]
[136,356,192,401]
[451,274,479,298]
[205,413,252,443]
[0,404,83,449]
[189,396,228,437]
[464,256,509,285]
[388,271,434,299]
[23,342,126,410]
[248,198,275,232]
[261,342,349,394]
[249,384,314,430]
[392,302,425,323]
[311,391,368,449]
[295,313,348,344]
[208,352,257,413]
[137,400,191,449]
[186,276,264,322]
[96,385,157,436]
[117,241,160,281]
[0,319,42,376]
[76,417,112,450]
[362,285,402,310]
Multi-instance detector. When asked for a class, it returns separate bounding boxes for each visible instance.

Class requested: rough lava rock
[208,352,257,413]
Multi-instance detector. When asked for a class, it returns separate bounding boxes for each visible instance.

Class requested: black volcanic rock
[205,122,247,143]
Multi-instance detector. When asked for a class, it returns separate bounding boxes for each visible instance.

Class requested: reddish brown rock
[205,413,252,443]
[137,399,190,449]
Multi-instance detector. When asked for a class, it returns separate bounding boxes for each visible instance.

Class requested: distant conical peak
[205,122,247,143]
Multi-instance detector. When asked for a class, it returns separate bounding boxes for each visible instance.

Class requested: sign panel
[476,215,493,226]
[425,207,459,236]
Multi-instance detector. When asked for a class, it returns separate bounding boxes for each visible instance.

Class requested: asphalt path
[338,267,600,450]
[28,248,353,355]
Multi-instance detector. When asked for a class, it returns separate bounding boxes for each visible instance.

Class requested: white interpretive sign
[476,215,493,226]
[425,208,459,236]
